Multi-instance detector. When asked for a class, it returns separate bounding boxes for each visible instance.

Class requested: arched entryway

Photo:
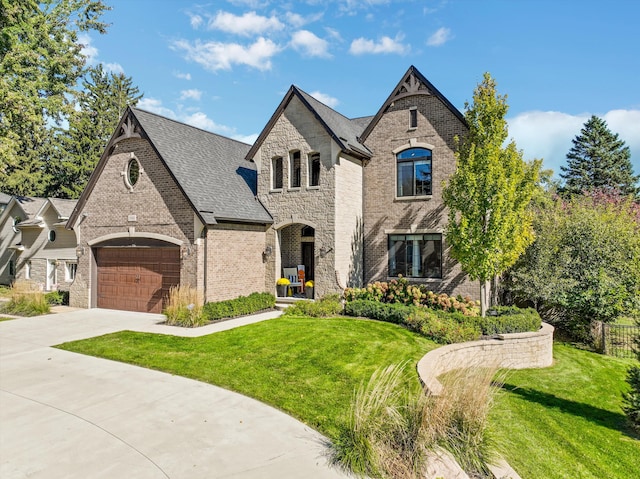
[276,222,315,295]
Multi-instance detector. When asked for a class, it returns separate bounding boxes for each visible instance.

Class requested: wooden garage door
[96,247,180,313]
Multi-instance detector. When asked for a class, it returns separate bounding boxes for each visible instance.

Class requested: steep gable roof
[48,198,77,219]
[245,86,372,162]
[69,108,272,228]
[359,65,467,142]
[14,196,47,219]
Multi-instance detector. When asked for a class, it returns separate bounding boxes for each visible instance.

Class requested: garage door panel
[96,247,180,313]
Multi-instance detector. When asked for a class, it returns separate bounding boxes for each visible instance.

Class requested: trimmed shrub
[282,295,343,318]
[344,299,416,324]
[470,306,542,336]
[202,292,275,321]
[45,290,70,305]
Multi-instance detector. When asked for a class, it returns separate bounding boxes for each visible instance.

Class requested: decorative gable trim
[107,113,143,155]
[359,65,467,143]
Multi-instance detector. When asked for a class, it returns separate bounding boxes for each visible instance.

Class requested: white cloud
[325,27,342,41]
[508,109,640,177]
[285,11,324,28]
[210,11,284,36]
[189,13,203,29]
[136,97,255,143]
[349,34,408,55]
[180,89,203,101]
[291,30,331,58]
[78,34,98,63]
[174,71,192,80]
[309,91,339,108]
[427,27,452,47]
[104,62,124,74]
[172,37,281,71]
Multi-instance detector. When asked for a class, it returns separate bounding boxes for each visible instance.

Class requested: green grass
[56,315,436,437]
[491,343,639,479]
[0,316,15,322]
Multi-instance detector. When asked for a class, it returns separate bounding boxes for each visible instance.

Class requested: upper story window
[48,230,56,242]
[126,158,140,188]
[409,107,418,129]
[309,153,320,187]
[290,151,301,188]
[272,156,283,190]
[12,216,21,233]
[396,147,432,197]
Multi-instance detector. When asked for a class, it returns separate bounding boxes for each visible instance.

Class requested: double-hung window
[388,233,442,278]
[396,148,432,197]
[290,151,301,188]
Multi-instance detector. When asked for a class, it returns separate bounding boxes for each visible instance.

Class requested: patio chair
[283,267,302,295]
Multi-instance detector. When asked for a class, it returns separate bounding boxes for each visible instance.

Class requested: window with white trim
[25,261,31,280]
[396,147,432,197]
[65,262,77,281]
[388,233,442,278]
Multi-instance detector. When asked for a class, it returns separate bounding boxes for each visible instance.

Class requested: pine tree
[560,115,639,197]
[443,73,541,316]
[47,64,143,198]
[0,0,109,196]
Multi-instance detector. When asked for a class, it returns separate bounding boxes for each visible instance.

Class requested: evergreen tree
[560,115,638,197]
[0,0,108,196]
[443,73,541,316]
[48,64,143,198]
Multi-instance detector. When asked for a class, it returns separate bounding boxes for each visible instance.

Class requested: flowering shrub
[344,277,479,316]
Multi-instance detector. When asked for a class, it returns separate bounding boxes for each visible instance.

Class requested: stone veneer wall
[363,94,478,299]
[255,95,345,298]
[205,223,267,302]
[417,323,555,395]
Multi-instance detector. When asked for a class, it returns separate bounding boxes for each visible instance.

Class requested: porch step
[275,296,312,311]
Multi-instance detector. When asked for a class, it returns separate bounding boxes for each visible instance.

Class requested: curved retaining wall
[417,322,554,395]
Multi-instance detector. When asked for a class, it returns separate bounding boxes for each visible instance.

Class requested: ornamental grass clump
[332,362,501,478]
[0,280,50,316]
[164,285,206,327]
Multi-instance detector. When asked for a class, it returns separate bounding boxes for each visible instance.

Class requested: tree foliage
[560,115,639,198]
[0,0,109,196]
[47,64,143,198]
[443,72,541,316]
[507,191,640,335]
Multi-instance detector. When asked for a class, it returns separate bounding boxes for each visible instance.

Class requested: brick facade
[363,93,479,299]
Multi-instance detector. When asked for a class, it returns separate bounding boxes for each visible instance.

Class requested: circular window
[127,158,140,188]
[12,216,21,233]
[48,230,56,242]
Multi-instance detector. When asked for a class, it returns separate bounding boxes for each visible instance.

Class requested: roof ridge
[131,107,253,147]
[292,86,356,123]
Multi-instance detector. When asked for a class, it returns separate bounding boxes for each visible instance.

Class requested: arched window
[396,147,432,197]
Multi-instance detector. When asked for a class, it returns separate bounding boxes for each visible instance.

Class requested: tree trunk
[480,280,490,317]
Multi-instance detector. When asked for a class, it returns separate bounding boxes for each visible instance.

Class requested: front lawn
[491,343,639,478]
[56,315,436,437]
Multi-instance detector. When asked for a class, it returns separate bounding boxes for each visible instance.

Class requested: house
[67,65,478,313]
[0,195,78,290]
[0,192,10,213]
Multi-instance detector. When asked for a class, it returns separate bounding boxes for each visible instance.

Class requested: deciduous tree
[443,73,541,316]
[0,0,109,195]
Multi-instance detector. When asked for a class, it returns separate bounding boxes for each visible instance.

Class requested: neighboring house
[67,65,478,313]
[0,192,11,213]
[0,196,78,290]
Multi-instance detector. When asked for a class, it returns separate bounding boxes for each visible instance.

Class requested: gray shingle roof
[48,198,78,219]
[131,108,272,224]
[295,88,373,157]
[0,192,11,205]
[15,196,47,219]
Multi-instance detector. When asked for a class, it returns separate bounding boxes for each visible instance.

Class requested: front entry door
[302,242,314,281]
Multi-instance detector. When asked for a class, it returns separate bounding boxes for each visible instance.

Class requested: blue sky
[81,0,640,177]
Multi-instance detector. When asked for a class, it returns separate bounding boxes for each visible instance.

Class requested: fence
[593,321,640,359]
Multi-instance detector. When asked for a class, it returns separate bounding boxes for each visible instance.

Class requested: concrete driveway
[0,309,350,479]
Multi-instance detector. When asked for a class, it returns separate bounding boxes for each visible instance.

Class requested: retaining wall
[417,322,554,395]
